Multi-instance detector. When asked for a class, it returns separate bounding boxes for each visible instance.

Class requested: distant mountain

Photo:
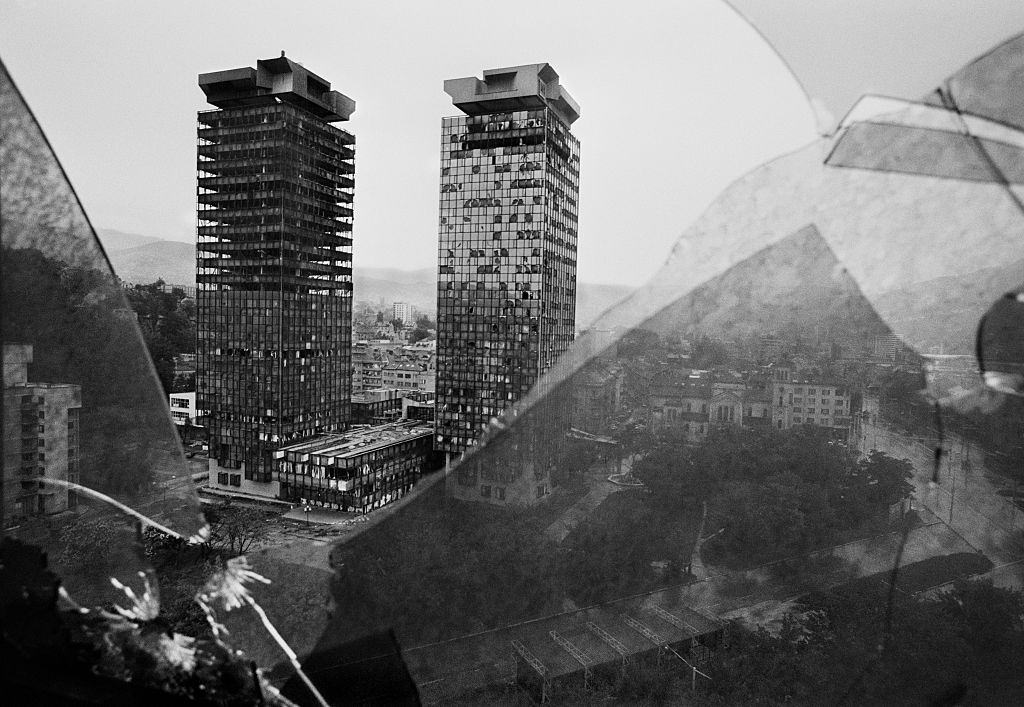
[107,240,196,286]
[98,232,636,325]
[873,257,1024,354]
[641,225,891,342]
[97,228,165,252]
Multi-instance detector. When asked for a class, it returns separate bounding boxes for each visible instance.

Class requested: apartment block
[2,344,81,521]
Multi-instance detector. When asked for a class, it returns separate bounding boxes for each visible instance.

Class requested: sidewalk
[282,506,360,525]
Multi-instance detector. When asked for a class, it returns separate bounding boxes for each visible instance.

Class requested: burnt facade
[196,55,355,496]
[435,63,581,458]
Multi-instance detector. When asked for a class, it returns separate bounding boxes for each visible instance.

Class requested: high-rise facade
[435,64,580,458]
[196,55,356,497]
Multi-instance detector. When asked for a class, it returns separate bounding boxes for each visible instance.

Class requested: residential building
[769,379,853,435]
[435,63,581,462]
[3,344,81,521]
[273,420,438,513]
[196,55,356,498]
[392,302,413,325]
[382,363,434,393]
[873,334,900,361]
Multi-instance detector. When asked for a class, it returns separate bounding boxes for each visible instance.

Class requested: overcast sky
[3,1,1023,286]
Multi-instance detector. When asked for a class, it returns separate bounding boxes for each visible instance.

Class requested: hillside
[106,240,196,286]
[97,228,164,252]
[641,224,891,342]
[97,232,635,325]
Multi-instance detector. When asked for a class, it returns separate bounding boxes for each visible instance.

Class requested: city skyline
[0,0,819,287]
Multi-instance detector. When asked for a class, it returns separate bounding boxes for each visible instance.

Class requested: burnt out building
[435,63,581,461]
[196,55,355,498]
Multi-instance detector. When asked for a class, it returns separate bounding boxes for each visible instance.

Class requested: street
[858,418,1024,587]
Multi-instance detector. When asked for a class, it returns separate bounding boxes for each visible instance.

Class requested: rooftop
[199,53,355,122]
[444,63,580,125]
[274,420,433,461]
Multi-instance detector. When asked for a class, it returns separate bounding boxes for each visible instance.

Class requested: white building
[392,301,413,325]
[168,391,201,426]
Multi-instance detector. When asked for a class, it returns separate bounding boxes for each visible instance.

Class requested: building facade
[435,63,581,459]
[650,370,775,442]
[196,55,356,498]
[769,379,852,435]
[168,391,200,426]
[3,344,81,521]
[392,302,413,325]
[273,420,436,513]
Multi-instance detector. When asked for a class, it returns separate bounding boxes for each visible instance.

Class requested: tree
[631,426,914,567]
[204,502,270,556]
[692,334,729,367]
[408,327,431,343]
[122,280,197,393]
[705,580,1024,705]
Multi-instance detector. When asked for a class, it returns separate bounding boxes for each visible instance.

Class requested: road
[858,419,1024,588]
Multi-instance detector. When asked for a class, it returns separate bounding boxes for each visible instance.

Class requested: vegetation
[562,491,698,605]
[122,280,196,393]
[1,247,175,495]
[203,501,274,557]
[701,579,1024,705]
[632,426,914,568]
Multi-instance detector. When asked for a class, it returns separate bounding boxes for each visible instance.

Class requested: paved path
[543,456,631,543]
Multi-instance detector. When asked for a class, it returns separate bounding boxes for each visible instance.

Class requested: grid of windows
[277,425,434,513]
[435,107,580,455]
[196,103,355,481]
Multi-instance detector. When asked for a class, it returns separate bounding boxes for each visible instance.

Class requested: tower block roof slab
[199,54,355,122]
[444,63,579,125]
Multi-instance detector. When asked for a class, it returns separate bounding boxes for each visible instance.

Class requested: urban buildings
[2,344,81,520]
[650,368,851,441]
[273,420,436,513]
[435,63,581,460]
[196,55,356,498]
[769,379,852,432]
[392,301,413,325]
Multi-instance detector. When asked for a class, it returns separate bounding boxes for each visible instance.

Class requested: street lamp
[301,498,312,528]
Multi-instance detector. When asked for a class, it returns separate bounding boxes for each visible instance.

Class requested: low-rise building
[351,388,404,425]
[274,420,438,513]
[168,391,201,426]
[382,363,434,393]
